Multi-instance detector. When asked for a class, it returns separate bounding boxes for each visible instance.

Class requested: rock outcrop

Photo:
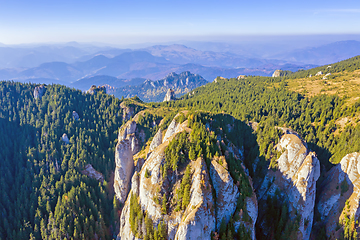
[317,152,360,239]
[210,157,239,229]
[117,114,258,240]
[72,111,80,121]
[148,128,162,152]
[82,164,104,182]
[120,102,135,122]
[163,89,176,102]
[61,133,69,144]
[87,85,106,95]
[272,70,282,77]
[34,85,46,99]
[257,133,320,240]
[114,120,140,204]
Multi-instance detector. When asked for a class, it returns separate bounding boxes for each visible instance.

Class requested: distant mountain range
[113,71,208,102]
[273,40,360,65]
[1,40,360,96]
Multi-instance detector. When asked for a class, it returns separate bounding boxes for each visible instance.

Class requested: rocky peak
[87,85,106,95]
[163,89,176,102]
[257,133,320,240]
[82,164,104,182]
[272,70,282,77]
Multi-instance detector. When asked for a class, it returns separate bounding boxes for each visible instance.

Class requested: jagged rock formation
[61,133,69,144]
[120,102,135,122]
[272,70,282,77]
[87,85,106,95]
[149,128,162,152]
[114,120,140,204]
[114,71,208,102]
[116,114,258,240]
[317,152,360,239]
[72,111,79,121]
[34,84,46,99]
[210,157,239,229]
[163,89,176,102]
[257,133,320,240]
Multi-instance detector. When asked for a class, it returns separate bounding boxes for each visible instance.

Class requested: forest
[1,55,360,239]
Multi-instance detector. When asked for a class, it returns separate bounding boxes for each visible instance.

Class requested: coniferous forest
[2,56,360,239]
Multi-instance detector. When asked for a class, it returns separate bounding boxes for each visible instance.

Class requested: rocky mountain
[0,43,318,86]
[114,111,258,239]
[4,56,360,240]
[114,71,208,102]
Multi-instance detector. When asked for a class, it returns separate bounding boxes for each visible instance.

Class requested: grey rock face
[118,115,258,240]
[72,111,80,121]
[120,102,135,122]
[34,85,46,99]
[61,133,69,144]
[317,152,360,238]
[272,70,282,77]
[149,128,162,152]
[87,85,106,95]
[210,157,239,229]
[114,121,140,204]
[163,89,176,102]
[257,133,320,240]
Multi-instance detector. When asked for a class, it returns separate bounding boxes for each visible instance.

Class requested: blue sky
[0,0,359,44]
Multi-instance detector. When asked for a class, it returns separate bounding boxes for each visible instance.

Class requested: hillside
[114,71,208,102]
[3,55,360,240]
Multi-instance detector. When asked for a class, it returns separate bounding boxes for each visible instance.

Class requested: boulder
[61,133,70,144]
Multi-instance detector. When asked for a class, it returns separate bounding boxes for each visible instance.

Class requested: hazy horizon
[1,0,359,46]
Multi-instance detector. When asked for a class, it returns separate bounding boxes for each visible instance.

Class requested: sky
[0,0,360,45]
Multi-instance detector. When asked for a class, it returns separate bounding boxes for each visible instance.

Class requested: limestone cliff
[272,70,282,77]
[317,152,360,239]
[34,84,46,99]
[120,102,135,122]
[117,113,258,240]
[163,89,176,102]
[114,120,140,204]
[257,133,320,240]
